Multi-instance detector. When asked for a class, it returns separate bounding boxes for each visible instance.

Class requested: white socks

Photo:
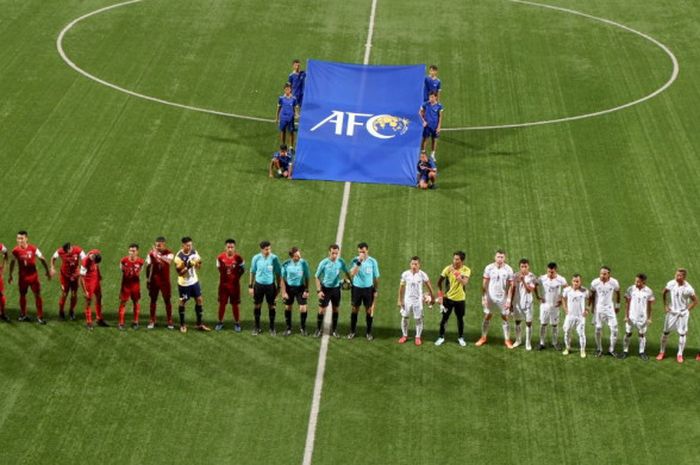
[401,317,409,337]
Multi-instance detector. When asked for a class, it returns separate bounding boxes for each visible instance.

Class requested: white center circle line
[56,0,679,130]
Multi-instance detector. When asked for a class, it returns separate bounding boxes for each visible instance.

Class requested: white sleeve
[145,255,152,265]
[80,266,87,276]
[215,259,221,269]
[422,271,430,283]
[35,249,44,259]
[52,251,59,260]
[80,250,86,260]
[0,245,6,253]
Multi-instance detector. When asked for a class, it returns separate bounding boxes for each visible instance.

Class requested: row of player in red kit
[0,232,244,329]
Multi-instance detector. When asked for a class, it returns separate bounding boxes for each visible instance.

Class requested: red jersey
[217,252,245,287]
[147,249,173,283]
[12,244,43,280]
[54,246,84,278]
[120,257,144,287]
[80,250,102,284]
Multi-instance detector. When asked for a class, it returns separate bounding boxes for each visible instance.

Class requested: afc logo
[310,111,409,140]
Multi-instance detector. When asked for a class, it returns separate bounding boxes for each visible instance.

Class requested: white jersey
[590,277,620,311]
[665,280,695,314]
[483,263,514,301]
[539,274,567,307]
[401,270,429,304]
[512,271,537,309]
[626,285,654,323]
[563,287,588,318]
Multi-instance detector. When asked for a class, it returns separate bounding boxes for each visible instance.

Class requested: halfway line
[300,2,378,463]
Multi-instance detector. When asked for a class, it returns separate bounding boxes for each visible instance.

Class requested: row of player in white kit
[397,251,696,363]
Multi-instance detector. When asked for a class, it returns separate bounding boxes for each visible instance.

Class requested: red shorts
[60,273,80,293]
[0,276,4,293]
[148,280,171,300]
[120,283,141,302]
[19,275,41,295]
[218,285,240,305]
[84,281,101,299]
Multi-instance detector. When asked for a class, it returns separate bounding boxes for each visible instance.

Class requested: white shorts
[625,320,648,335]
[563,315,585,335]
[483,296,509,316]
[512,304,533,322]
[594,309,618,330]
[539,303,560,325]
[400,302,423,319]
[662,311,689,334]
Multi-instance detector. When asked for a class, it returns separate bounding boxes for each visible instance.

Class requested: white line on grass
[55,0,273,123]
[56,0,679,131]
[299,3,377,464]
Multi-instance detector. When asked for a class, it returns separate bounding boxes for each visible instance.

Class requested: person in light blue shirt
[280,247,310,336]
[314,244,351,338]
[249,240,282,335]
[348,242,380,341]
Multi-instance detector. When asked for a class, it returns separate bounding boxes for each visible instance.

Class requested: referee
[248,240,281,336]
[348,242,380,341]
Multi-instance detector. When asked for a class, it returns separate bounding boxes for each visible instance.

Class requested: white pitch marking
[56,0,680,131]
[56,0,679,130]
[441,0,680,131]
[55,0,274,123]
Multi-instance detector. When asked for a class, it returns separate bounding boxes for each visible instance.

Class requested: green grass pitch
[1,0,699,464]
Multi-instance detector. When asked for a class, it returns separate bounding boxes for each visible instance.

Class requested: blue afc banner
[293,60,425,186]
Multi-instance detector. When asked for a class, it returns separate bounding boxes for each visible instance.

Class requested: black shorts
[351,286,375,308]
[284,285,307,305]
[318,286,341,308]
[443,298,465,317]
[253,283,276,305]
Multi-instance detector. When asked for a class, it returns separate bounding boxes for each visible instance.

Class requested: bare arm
[689,293,698,311]
[397,282,405,307]
[662,288,670,311]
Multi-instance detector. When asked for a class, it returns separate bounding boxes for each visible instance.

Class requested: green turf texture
[0,0,699,464]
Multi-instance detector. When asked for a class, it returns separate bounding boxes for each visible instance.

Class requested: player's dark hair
[454,251,466,261]
[17,230,27,236]
[429,91,439,97]
[129,243,139,249]
[225,239,236,245]
[260,240,271,249]
[155,236,166,243]
[601,265,611,272]
[181,236,192,244]
[572,273,581,279]
[495,248,506,255]
[280,144,288,151]
[357,242,369,250]
[284,82,291,89]
[411,256,420,262]
[547,262,558,270]
[329,244,340,251]
[636,273,647,282]
[93,254,102,263]
[676,268,687,276]
[292,59,300,64]
[429,64,438,71]
[519,258,529,265]
[62,242,71,253]
[289,246,299,257]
